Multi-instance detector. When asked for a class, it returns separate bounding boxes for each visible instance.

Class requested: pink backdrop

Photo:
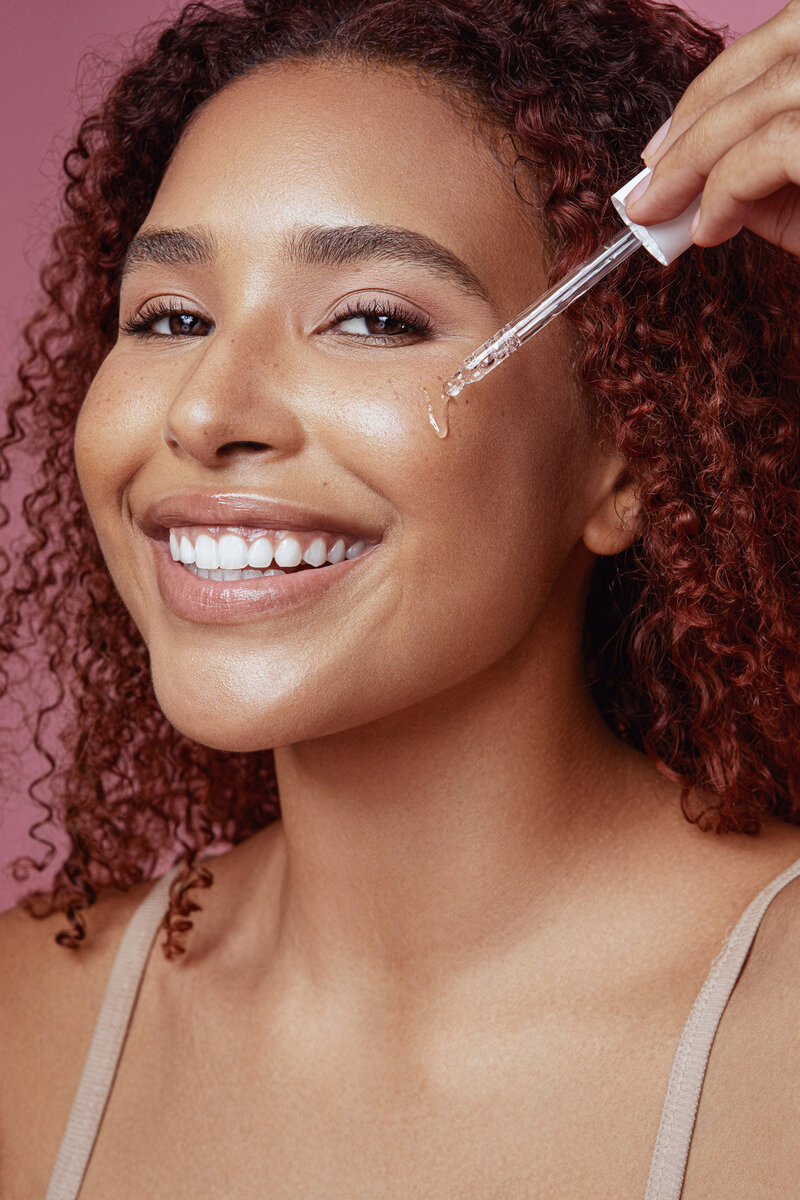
[0,0,788,910]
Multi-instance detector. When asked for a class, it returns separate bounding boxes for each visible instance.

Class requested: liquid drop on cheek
[420,384,450,440]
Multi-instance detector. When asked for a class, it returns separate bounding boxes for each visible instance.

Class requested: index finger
[643,0,800,165]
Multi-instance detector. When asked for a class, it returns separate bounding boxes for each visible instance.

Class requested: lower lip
[150,537,374,624]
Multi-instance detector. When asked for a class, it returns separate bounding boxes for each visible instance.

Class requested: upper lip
[139,492,383,542]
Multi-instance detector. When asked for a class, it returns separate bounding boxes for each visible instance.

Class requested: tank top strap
[643,851,800,1200]
[45,863,184,1200]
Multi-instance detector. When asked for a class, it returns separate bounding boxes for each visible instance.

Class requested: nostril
[220,441,274,455]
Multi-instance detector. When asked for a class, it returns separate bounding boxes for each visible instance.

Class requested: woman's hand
[624,0,800,258]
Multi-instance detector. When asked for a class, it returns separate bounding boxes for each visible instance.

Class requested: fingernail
[625,174,651,212]
[689,209,701,237]
[641,116,672,164]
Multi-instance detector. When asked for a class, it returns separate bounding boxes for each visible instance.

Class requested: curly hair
[4,0,800,960]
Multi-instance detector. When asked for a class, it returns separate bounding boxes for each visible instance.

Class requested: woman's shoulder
[675,821,800,1193]
[0,872,158,1000]
[731,821,800,980]
[681,816,800,971]
[0,869,163,1045]
[725,818,800,930]
[0,875,159,1198]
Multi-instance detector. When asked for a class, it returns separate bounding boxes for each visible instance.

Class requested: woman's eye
[336,312,416,337]
[119,305,212,339]
[330,302,432,343]
[150,311,208,336]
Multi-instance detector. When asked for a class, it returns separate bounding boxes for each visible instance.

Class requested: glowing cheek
[74,390,112,502]
[378,373,463,444]
[315,377,420,453]
[77,390,140,484]
[74,363,161,529]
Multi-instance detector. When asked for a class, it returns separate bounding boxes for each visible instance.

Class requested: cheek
[416,362,587,548]
[75,356,155,511]
[332,365,589,671]
[74,355,165,631]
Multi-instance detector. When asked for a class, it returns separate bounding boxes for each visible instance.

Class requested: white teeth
[274,536,302,568]
[218,534,249,569]
[303,537,327,567]
[247,537,273,568]
[173,528,370,575]
[327,538,346,564]
[194,533,218,570]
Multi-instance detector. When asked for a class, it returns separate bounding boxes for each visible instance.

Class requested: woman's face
[75,60,626,751]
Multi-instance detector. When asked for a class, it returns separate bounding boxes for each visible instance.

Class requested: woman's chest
[69,983,797,1200]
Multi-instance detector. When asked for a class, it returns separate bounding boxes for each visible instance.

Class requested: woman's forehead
[146,60,545,309]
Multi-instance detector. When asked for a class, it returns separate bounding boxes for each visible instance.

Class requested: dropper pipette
[441,166,702,400]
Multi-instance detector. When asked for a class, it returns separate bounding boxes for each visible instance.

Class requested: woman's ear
[581,452,642,556]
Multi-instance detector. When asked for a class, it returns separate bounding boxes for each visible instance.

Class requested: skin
[40,19,800,1196]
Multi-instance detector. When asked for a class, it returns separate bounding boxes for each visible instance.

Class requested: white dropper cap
[611,166,701,266]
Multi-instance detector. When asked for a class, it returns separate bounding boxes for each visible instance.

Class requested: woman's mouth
[149,524,375,624]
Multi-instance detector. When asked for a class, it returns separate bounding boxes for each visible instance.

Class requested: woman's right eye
[119,302,213,339]
[150,311,210,337]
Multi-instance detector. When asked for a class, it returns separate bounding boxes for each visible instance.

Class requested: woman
[2,0,800,1195]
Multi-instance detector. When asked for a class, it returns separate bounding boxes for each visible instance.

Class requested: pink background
[0,0,788,910]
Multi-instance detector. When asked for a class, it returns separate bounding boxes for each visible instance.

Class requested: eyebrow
[120,222,490,303]
[285,224,489,302]
[120,227,217,279]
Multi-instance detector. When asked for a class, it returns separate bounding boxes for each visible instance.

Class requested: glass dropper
[441,165,703,400]
[441,227,641,399]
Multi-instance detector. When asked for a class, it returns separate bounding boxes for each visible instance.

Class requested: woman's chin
[149,675,292,752]
[157,709,274,752]
[149,671,366,752]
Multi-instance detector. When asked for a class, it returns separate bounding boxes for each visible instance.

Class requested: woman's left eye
[332,301,432,342]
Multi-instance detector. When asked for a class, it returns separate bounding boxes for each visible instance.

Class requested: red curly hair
[4,0,800,960]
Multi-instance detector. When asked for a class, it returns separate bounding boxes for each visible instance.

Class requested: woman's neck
[241,575,663,1001]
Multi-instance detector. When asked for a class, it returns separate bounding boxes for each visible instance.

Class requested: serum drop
[421,384,450,439]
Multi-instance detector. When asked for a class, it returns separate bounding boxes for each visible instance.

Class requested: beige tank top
[43,853,800,1200]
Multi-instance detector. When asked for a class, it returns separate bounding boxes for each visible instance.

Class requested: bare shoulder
[698,815,800,1064]
[738,816,800,923]
[0,874,161,1198]
[741,820,800,982]
[0,873,157,1014]
[704,815,800,967]
[681,821,800,1193]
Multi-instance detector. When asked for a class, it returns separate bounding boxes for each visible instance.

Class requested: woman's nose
[161,330,305,467]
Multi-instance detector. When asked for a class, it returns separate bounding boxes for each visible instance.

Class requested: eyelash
[119,299,208,340]
[335,297,433,343]
[119,297,433,345]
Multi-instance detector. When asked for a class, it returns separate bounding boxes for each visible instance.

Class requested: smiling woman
[3,1,800,1198]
